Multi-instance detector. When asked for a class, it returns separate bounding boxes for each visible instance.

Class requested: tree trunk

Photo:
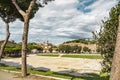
[0,22,10,61]
[110,16,120,80]
[21,15,29,77]
[12,0,36,77]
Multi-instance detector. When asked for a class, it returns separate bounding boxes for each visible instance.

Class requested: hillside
[64,39,96,44]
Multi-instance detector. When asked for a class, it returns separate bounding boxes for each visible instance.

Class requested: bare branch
[27,0,36,14]
[12,0,26,16]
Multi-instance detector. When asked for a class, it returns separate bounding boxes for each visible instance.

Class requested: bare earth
[0,70,58,80]
[1,54,102,76]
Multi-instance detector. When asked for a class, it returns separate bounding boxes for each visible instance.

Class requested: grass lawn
[38,53,102,59]
[0,63,108,80]
[38,54,59,57]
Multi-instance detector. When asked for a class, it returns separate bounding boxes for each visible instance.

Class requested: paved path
[1,54,102,76]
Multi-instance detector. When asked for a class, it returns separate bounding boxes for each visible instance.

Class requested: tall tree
[93,2,120,74]
[110,15,120,80]
[12,0,53,77]
[0,0,18,60]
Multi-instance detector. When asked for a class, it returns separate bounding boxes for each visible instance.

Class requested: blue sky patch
[77,0,97,13]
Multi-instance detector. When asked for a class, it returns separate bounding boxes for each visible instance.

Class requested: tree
[27,43,43,52]
[4,44,21,57]
[71,45,81,53]
[58,45,71,53]
[49,47,53,53]
[58,45,65,53]
[72,45,78,53]
[78,46,82,53]
[64,45,71,53]
[110,11,120,80]
[83,46,89,53]
[93,2,120,74]
[0,0,18,60]
[65,39,96,44]
[12,0,53,77]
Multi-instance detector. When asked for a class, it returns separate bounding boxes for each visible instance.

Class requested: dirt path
[0,70,16,80]
[0,70,59,80]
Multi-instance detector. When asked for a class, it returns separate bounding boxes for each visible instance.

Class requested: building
[52,48,58,53]
[38,41,53,53]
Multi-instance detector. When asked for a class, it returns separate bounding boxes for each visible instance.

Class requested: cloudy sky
[0,0,118,44]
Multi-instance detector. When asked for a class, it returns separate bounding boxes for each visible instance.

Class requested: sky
[0,0,118,45]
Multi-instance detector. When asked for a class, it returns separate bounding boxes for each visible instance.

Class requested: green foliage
[4,44,21,54]
[0,43,43,57]
[58,45,82,53]
[52,46,57,48]
[38,54,59,57]
[0,44,22,57]
[49,47,53,53]
[65,39,96,44]
[62,54,102,59]
[15,0,54,21]
[71,45,82,53]
[0,0,53,22]
[0,0,21,23]
[15,0,39,21]
[94,2,120,73]
[38,54,102,59]
[27,43,43,51]
[83,46,91,53]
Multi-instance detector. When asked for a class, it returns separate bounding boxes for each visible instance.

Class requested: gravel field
[1,54,102,76]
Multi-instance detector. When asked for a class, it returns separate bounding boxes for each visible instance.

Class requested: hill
[64,39,96,44]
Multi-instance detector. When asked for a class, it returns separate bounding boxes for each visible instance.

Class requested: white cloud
[0,0,118,44]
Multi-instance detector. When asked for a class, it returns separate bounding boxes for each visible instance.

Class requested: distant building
[38,41,53,53]
[31,49,39,54]
[52,48,58,53]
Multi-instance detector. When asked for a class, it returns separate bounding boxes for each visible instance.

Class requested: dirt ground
[0,70,59,80]
[1,54,102,76]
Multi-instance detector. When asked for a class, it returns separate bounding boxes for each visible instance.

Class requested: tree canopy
[0,0,18,23]
[94,2,120,73]
[0,0,20,60]
[64,39,96,44]
[11,0,54,77]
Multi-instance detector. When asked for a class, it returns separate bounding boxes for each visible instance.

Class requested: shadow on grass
[54,70,109,80]
[32,67,50,72]
[0,60,21,68]
[0,63,109,80]
[0,60,50,72]
[73,73,109,80]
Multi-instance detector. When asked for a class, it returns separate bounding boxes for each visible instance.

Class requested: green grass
[38,54,59,57]
[38,54,102,59]
[0,63,108,80]
[62,54,102,59]
[0,63,21,72]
